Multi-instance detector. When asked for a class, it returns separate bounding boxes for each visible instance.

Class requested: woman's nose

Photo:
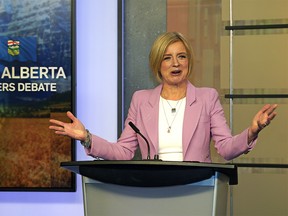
[172,57,180,66]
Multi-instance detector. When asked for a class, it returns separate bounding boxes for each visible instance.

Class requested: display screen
[0,0,75,191]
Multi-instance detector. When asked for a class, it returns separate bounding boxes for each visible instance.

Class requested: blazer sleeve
[209,88,257,161]
[85,92,141,160]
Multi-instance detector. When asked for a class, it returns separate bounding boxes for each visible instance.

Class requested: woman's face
[160,41,189,86]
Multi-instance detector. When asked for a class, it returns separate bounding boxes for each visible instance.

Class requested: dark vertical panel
[118,0,166,159]
[123,0,167,119]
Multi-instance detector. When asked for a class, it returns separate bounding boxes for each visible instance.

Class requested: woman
[49,32,277,162]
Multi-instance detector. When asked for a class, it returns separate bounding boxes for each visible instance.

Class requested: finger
[49,125,64,131]
[255,105,270,119]
[55,130,67,136]
[268,112,277,121]
[267,104,278,115]
[67,111,77,122]
[49,119,65,127]
[260,104,272,113]
[262,112,277,127]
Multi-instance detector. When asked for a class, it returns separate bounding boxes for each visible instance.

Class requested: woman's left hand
[248,104,278,141]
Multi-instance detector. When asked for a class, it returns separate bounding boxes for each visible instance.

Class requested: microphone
[128,121,151,160]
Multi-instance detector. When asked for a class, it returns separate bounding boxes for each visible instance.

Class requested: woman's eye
[163,56,171,61]
[178,55,187,59]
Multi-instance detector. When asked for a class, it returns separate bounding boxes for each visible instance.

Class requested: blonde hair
[149,32,194,82]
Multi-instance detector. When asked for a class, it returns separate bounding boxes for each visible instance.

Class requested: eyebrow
[163,52,187,56]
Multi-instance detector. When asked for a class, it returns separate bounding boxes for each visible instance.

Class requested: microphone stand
[128,121,161,160]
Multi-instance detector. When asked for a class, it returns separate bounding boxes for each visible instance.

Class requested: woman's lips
[171,69,181,75]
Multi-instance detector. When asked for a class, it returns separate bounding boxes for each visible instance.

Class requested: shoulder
[192,86,220,109]
[131,84,162,102]
[133,88,154,97]
[132,88,155,100]
[195,87,219,97]
[187,81,218,97]
[130,88,157,108]
[190,86,223,115]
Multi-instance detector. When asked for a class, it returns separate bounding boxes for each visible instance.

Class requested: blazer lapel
[140,84,162,153]
[182,83,202,155]
[139,82,202,157]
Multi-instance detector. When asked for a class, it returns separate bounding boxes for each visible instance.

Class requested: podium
[61,161,237,216]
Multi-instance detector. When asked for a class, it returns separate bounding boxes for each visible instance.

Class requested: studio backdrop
[0,0,75,191]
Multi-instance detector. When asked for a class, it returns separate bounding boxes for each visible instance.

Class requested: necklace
[161,97,184,133]
[166,99,180,113]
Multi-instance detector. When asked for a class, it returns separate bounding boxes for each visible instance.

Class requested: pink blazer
[86,82,256,162]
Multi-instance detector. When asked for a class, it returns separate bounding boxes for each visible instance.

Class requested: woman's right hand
[49,111,87,141]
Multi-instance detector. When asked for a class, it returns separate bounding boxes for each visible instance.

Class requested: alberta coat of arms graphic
[8,40,20,56]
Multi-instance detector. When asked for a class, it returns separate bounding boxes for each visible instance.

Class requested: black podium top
[61,160,237,187]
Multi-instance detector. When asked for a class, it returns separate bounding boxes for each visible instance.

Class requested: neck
[161,82,187,100]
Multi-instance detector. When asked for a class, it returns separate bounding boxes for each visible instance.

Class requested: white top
[158,96,186,161]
